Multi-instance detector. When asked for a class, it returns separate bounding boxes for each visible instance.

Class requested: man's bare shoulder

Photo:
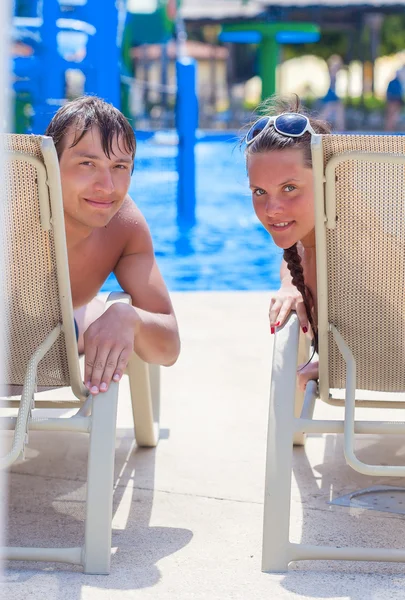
[109,195,153,256]
[111,195,148,230]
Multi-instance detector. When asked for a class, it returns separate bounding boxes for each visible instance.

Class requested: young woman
[245,97,330,390]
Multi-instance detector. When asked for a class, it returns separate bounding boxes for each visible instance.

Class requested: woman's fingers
[269,292,308,334]
[269,298,283,332]
[270,298,294,331]
[295,301,309,333]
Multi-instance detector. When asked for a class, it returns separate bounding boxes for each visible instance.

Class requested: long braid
[283,244,318,354]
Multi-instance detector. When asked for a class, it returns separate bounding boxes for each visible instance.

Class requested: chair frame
[0,136,160,574]
[262,134,405,572]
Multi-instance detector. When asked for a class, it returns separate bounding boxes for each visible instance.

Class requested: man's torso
[67,197,138,309]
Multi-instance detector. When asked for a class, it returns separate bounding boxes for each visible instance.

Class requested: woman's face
[248,148,315,249]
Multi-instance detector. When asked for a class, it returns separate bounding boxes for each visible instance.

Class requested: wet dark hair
[245,95,331,353]
[45,95,136,167]
[245,94,330,167]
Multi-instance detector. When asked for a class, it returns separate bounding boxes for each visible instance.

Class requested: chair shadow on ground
[279,431,405,598]
[4,415,193,594]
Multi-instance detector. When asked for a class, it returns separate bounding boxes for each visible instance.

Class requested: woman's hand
[269,284,308,334]
[297,361,319,392]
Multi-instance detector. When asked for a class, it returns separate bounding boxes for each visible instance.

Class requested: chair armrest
[104,294,160,446]
[104,292,132,312]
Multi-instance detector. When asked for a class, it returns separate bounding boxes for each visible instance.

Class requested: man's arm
[83,201,180,394]
[113,249,180,366]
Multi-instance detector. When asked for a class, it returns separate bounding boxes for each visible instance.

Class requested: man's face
[58,126,133,232]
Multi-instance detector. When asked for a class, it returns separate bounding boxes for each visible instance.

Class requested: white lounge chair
[0,133,160,574]
[262,132,405,571]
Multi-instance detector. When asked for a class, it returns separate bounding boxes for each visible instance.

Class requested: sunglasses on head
[245,113,316,146]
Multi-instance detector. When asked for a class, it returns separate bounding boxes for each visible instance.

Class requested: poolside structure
[12,0,121,132]
[183,0,405,101]
[125,2,197,224]
[220,21,320,99]
[125,0,179,46]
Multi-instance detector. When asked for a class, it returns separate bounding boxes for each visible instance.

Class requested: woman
[245,97,330,390]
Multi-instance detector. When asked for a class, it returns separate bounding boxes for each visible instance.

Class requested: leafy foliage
[380,14,405,56]
[282,14,405,63]
[282,31,349,62]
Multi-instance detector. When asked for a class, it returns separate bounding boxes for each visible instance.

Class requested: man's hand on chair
[269,285,308,335]
[83,303,139,395]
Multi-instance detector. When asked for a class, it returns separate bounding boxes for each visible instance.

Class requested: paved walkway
[3,292,405,599]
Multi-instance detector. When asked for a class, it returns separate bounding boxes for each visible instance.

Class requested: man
[44,95,180,395]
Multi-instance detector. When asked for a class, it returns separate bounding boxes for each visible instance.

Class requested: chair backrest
[312,134,405,398]
[0,134,86,399]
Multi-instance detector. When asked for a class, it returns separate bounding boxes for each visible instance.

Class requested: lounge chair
[262,132,405,571]
[0,133,160,574]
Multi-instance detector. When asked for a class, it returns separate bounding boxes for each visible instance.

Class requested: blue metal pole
[85,0,120,108]
[176,57,197,225]
[33,0,64,133]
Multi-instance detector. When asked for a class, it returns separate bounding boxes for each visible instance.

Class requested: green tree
[281,13,405,63]
[282,31,348,62]
[380,14,405,56]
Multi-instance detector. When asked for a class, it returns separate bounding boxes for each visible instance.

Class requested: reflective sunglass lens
[275,113,308,136]
[246,116,271,143]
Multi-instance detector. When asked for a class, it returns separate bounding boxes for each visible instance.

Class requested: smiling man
[45,95,180,395]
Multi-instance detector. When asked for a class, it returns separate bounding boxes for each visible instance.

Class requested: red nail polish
[302,326,308,334]
[275,322,281,327]
[271,326,275,335]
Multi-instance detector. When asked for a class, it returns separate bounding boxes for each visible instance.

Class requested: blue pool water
[102,133,283,292]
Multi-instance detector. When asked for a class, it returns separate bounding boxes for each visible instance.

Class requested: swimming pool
[102,132,283,292]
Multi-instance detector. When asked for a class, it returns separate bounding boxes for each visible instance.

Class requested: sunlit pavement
[3,292,405,600]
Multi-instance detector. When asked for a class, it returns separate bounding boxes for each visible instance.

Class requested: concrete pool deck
[3,291,405,599]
